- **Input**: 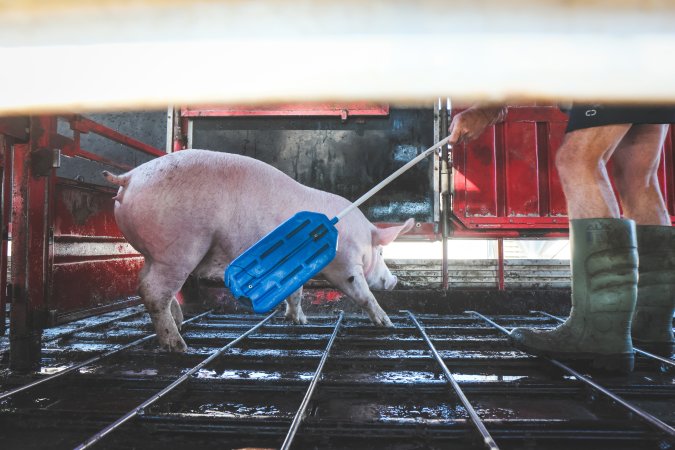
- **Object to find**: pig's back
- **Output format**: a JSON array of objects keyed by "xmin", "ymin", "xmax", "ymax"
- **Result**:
[{"xmin": 115, "ymin": 149, "xmax": 356, "ymax": 261}]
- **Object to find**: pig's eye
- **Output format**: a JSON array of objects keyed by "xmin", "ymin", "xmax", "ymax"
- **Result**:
[{"xmin": 379, "ymin": 249, "xmax": 383, "ymax": 256}]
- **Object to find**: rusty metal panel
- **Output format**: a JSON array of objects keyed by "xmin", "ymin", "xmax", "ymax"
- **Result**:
[{"xmin": 49, "ymin": 179, "xmax": 143, "ymax": 325}]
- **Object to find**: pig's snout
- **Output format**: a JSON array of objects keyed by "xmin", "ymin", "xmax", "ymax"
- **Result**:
[{"xmin": 384, "ymin": 275, "xmax": 398, "ymax": 291}]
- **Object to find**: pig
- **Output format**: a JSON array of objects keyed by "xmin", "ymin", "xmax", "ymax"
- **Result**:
[{"xmin": 103, "ymin": 149, "xmax": 414, "ymax": 352}]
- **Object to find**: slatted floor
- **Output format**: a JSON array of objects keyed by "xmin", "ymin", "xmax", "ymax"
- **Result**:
[{"xmin": 0, "ymin": 306, "xmax": 674, "ymax": 449}]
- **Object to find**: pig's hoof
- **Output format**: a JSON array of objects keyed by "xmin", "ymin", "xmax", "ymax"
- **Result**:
[
  {"xmin": 159, "ymin": 336, "xmax": 188, "ymax": 353},
  {"xmin": 285, "ymin": 311, "xmax": 308, "ymax": 325},
  {"xmin": 369, "ymin": 310, "xmax": 394, "ymax": 327}
]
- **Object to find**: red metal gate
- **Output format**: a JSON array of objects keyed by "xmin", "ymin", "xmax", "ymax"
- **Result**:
[{"xmin": 1, "ymin": 115, "xmax": 164, "ymax": 369}]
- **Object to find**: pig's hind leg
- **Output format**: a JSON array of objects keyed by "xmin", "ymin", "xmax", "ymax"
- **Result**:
[
  {"xmin": 284, "ymin": 288, "xmax": 307, "ymax": 325},
  {"xmin": 329, "ymin": 272, "xmax": 393, "ymax": 327},
  {"xmin": 139, "ymin": 262, "xmax": 191, "ymax": 352}
]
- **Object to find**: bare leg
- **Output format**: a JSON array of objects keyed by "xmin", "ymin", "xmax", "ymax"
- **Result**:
[
  {"xmin": 611, "ymin": 124, "xmax": 670, "ymax": 225},
  {"xmin": 555, "ymin": 124, "xmax": 631, "ymax": 218},
  {"xmin": 284, "ymin": 287, "xmax": 307, "ymax": 325}
]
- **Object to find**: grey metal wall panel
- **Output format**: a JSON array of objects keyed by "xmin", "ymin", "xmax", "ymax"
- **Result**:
[{"xmin": 190, "ymin": 108, "xmax": 434, "ymax": 223}]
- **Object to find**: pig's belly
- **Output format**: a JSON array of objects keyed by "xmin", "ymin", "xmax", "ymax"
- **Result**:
[{"xmin": 191, "ymin": 245, "xmax": 233, "ymax": 282}]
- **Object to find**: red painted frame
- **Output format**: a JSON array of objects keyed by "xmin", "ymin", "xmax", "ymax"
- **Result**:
[{"xmin": 0, "ymin": 115, "xmax": 165, "ymax": 350}]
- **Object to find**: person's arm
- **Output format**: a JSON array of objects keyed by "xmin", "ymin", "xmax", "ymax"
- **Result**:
[{"xmin": 447, "ymin": 105, "xmax": 507, "ymax": 145}]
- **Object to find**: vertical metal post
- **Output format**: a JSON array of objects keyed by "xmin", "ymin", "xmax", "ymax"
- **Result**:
[
  {"xmin": 9, "ymin": 117, "xmax": 56, "ymax": 371},
  {"xmin": 0, "ymin": 135, "xmax": 9, "ymax": 336},
  {"xmin": 165, "ymin": 106, "xmax": 175, "ymax": 154},
  {"xmin": 440, "ymin": 99, "xmax": 450, "ymax": 290},
  {"xmin": 497, "ymin": 238, "xmax": 505, "ymax": 291}
]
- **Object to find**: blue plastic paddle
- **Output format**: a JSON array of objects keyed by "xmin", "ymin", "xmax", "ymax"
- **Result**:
[{"xmin": 225, "ymin": 137, "xmax": 451, "ymax": 313}]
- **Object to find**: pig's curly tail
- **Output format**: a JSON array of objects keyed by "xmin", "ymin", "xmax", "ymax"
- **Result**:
[
  {"xmin": 102, "ymin": 170, "xmax": 130, "ymax": 202},
  {"xmin": 102, "ymin": 170, "xmax": 130, "ymax": 187}
]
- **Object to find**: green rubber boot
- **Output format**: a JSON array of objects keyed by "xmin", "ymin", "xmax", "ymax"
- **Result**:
[
  {"xmin": 631, "ymin": 225, "xmax": 675, "ymax": 356},
  {"xmin": 510, "ymin": 218, "xmax": 638, "ymax": 373}
]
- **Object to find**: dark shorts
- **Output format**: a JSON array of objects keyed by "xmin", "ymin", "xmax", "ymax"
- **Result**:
[{"xmin": 564, "ymin": 105, "xmax": 675, "ymax": 133}]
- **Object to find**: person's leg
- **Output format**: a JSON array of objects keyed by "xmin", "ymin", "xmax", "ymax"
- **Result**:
[
  {"xmin": 555, "ymin": 124, "xmax": 631, "ymax": 219},
  {"xmin": 612, "ymin": 124, "xmax": 670, "ymax": 225},
  {"xmin": 510, "ymin": 124, "xmax": 639, "ymax": 372},
  {"xmin": 612, "ymin": 125, "xmax": 674, "ymax": 354}
]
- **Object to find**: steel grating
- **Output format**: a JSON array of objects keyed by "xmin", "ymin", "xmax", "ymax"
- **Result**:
[{"xmin": 0, "ymin": 306, "xmax": 673, "ymax": 450}]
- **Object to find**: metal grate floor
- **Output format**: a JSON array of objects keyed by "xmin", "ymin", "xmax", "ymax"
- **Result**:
[{"xmin": 0, "ymin": 307, "xmax": 674, "ymax": 450}]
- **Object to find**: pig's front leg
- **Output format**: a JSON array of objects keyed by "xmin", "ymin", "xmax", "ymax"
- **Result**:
[
  {"xmin": 284, "ymin": 288, "xmax": 307, "ymax": 325},
  {"xmin": 170, "ymin": 296, "xmax": 184, "ymax": 331},
  {"xmin": 329, "ymin": 271, "xmax": 393, "ymax": 327}
]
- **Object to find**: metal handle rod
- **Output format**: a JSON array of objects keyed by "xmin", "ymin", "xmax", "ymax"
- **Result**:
[
  {"xmin": 335, "ymin": 136, "xmax": 451, "ymax": 221},
  {"xmin": 74, "ymin": 310, "xmax": 278, "ymax": 450},
  {"xmin": 531, "ymin": 310, "xmax": 675, "ymax": 368},
  {"xmin": 406, "ymin": 311, "xmax": 500, "ymax": 450},
  {"xmin": 0, "ymin": 310, "xmax": 212, "ymax": 401},
  {"xmin": 467, "ymin": 310, "xmax": 675, "ymax": 439},
  {"xmin": 280, "ymin": 311, "xmax": 344, "ymax": 450}
]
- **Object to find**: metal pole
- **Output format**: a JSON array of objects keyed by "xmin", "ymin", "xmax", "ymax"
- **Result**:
[
  {"xmin": 406, "ymin": 311, "xmax": 499, "ymax": 450},
  {"xmin": 74, "ymin": 310, "xmax": 278, "ymax": 450},
  {"xmin": 497, "ymin": 238, "xmax": 505, "ymax": 291},
  {"xmin": 531, "ymin": 310, "xmax": 675, "ymax": 368},
  {"xmin": 440, "ymin": 100, "xmax": 450, "ymax": 291},
  {"xmin": 0, "ymin": 310, "xmax": 212, "ymax": 401},
  {"xmin": 467, "ymin": 310, "xmax": 675, "ymax": 440},
  {"xmin": 280, "ymin": 312, "xmax": 344, "ymax": 450}
]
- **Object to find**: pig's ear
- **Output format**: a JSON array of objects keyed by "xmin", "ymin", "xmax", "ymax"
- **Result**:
[{"xmin": 372, "ymin": 218, "xmax": 415, "ymax": 246}]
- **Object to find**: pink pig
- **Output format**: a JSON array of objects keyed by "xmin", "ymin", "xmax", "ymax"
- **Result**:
[{"xmin": 104, "ymin": 149, "xmax": 413, "ymax": 352}]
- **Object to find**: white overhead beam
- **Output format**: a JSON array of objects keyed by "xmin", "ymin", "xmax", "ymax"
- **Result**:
[{"xmin": 1, "ymin": 0, "xmax": 675, "ymax": 114}]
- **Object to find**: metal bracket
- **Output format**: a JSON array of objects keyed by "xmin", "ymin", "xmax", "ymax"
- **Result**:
[{"xmin": 31, "ymin": 148, "xmax": 61, "ymax": 177}]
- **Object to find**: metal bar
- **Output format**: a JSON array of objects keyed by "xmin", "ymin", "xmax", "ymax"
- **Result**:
[
  {"xmin": 50, "ymin": 133, "xmax": 134, "ymax": 172},
  {"xmin": 280, "ymin": 312, "xmax": 344, "ymax": 450},
  {"xmin": 0, "ymin": 310, "xmax": 212, "ymax": 401},
  {"xmin": 45, "ymin": 306, "xmax": 144, "ymax": 343},
  {"xmin": 64, "ymin": 115, "xmax": 166, "ymax": 158},
  {"xmin": 440, "ymin": 103, "xmax": 450, "ymax": 291},
  {"xmin": 406, "ymin": 311, "xmax": 499, "ymax": 450},
  {"xmin": 0, "ymin": 305, "xmax": 144, "ymax": 358},
  {"xmin": 74, "ymin": 310, "xmax": 278, "ymax": 450},
  {"xmin": 467, "ymin": 310, "xmax": 675, "ymax": 440},
  {"xmin": 0, "ymin": 135, "xmax": 10, "ymax": 337},
  {"xmin": 497, "ymin": 239, "xmax": 505, "ymax": 291},
  {"xmin": 531, "ymin": 310, "xmax": 675, "ymax": 368}
]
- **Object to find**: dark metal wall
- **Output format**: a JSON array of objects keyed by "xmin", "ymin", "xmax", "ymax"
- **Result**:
[{"xmin": 191, "ymin": 108, "xmax": 435, "ymax": 223}]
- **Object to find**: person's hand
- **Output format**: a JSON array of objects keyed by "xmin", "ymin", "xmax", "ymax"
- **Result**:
[{"xmin": 448, "ymin": 106, "xmax": 506, "ymax": 145}]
